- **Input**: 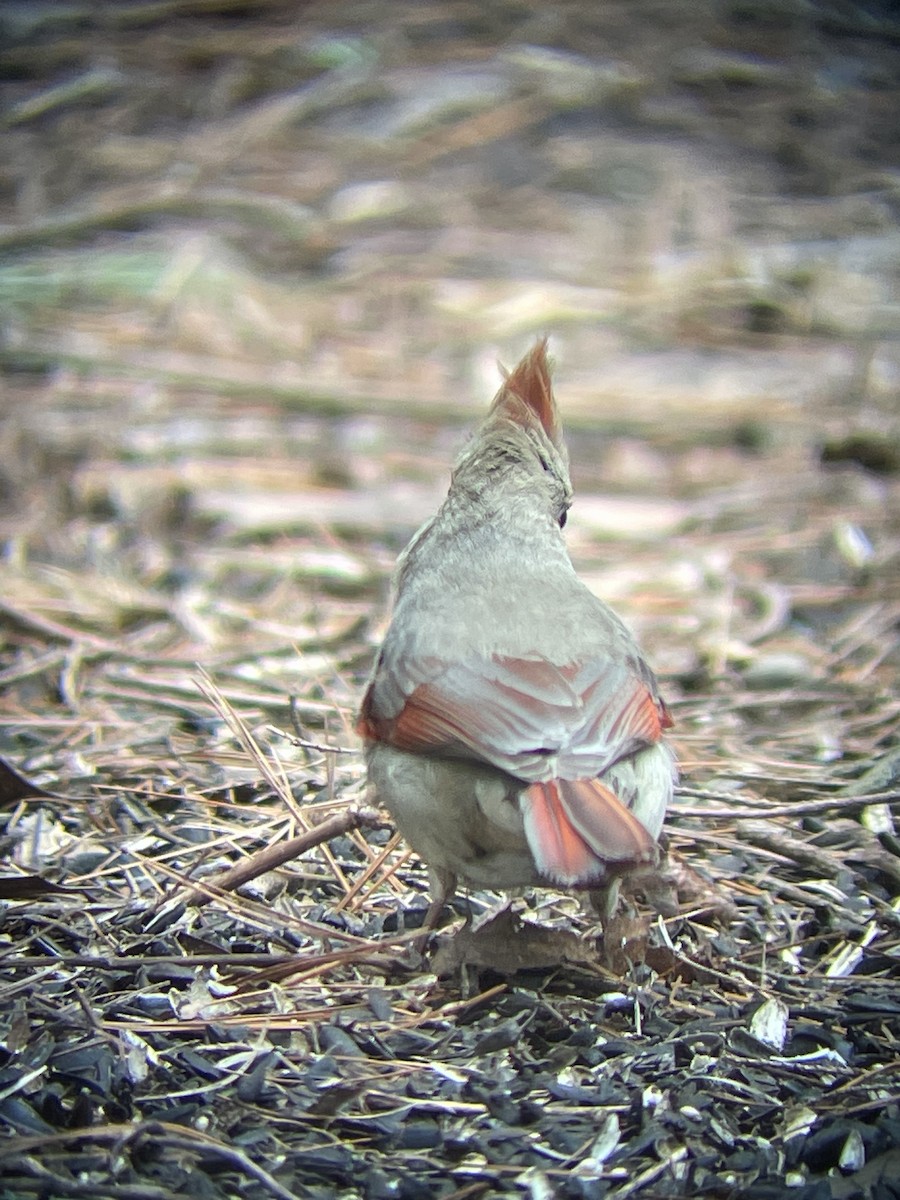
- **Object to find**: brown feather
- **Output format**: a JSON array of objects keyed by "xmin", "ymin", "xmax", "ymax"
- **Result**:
[
  {"xmin": 493, "ymin": 338, "xmax": 561, "ymax": 446},
  {"xmin": 523, "ymin": 777, "xmax": 656, "ymax": 884}
]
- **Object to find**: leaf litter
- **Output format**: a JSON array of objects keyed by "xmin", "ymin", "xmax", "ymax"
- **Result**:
[{"xmin": 1, "ymin": 2, "xmax": 899, "ymax": 1198}]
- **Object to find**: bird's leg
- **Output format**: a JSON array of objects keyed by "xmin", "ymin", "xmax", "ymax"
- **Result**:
[
  {"xmin": 413, "ymin": 866, "xmax": 457, "ymax": 952},
  {"xmin": 588, "ymin": 877, "xmax": 622, "ymax": 926},
  {"xmin": 426, "ymin": 866, "xmax": 457, "ymax": 928}
]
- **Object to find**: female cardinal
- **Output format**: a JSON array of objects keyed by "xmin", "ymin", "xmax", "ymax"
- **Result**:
[{"xmin": 357, "ymin": 340, "xmax": 675, "ymax": 927}]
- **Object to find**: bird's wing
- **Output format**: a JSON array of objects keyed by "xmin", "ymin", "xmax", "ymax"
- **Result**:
[
  {"xmin": 358, "ymin": 652, "xmax": 672, "ymax": 882},
  {"xmin": 360, "ymin": 652, "xmax": 668, "ymax": 773}
]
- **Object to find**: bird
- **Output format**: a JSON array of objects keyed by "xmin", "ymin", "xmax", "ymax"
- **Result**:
[{"xmin": 357, "ymin": 339, "xmax": 676, "ymax": 932}]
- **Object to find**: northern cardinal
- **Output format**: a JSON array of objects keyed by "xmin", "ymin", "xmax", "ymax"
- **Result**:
[{"xmin": 358, "ymin": 340, "xmax": 675, "ymax": 928}]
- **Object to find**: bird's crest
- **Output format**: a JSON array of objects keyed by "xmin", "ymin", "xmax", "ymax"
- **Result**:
[{"xmin": 492, "ymin": 338, "xmax": 562, "ymax": 447}]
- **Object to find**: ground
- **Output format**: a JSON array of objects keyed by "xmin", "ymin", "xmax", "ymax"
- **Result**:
[{"xmin": 0, "ymin": 3, "xmax": 899, "ymax": 1198}]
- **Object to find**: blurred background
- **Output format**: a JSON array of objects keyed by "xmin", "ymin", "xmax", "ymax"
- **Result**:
[
  {"xmin": 0, "ymin": 0, "xmax": 897, "ymax": 790},
  {"xmin": 2, "ymin": 7, "xmax": 900, "ymax": 1190}
]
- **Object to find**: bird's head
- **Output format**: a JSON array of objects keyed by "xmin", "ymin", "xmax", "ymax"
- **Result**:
[{"xmin": 451, "ymin": 339, "xmax": 573, "ymax": 529}]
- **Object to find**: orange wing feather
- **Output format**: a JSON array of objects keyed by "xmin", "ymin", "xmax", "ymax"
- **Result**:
[{"xmin": 358, "ymin": 652, "xmax": 669, "ymax": 883}]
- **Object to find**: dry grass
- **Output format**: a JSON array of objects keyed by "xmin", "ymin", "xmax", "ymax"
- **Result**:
[{"xmin": 1, "ymin": 2, "xmax": 899, "ymax": 1196}]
